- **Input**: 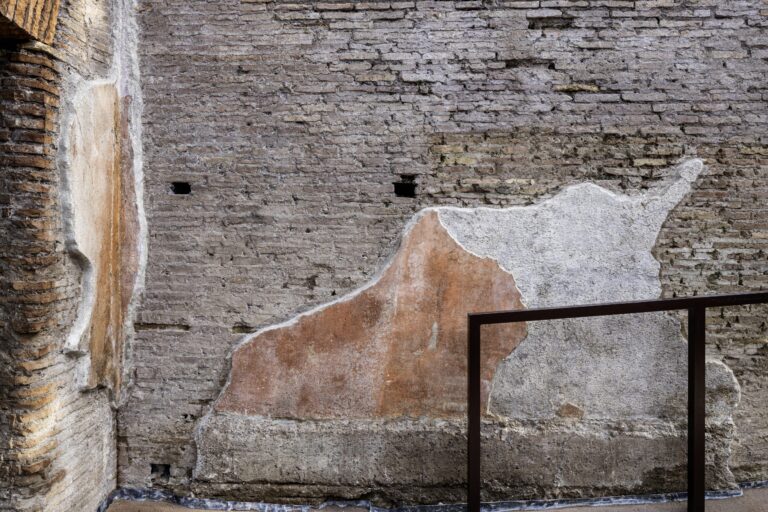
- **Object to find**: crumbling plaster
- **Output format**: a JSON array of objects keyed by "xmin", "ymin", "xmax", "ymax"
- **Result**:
[
  {"xmin": 118, "ymin": 0, "xmax": 768, "ymax": 504},
  {"xmin": 0, "ymin": 0, "xmax": 145, "ymax": 510},
  {"xmin": 195, "ymin": 160, "xmax": 741, "ymax": 503},
  {"xmin": 57, "ymin": 0, "xmax": 145, "ymax": 400}
]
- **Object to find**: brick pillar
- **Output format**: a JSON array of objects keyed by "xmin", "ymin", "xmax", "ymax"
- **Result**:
[{"xmin": 0, "ymin": 42, "xmax": 73, "ymax": 511}]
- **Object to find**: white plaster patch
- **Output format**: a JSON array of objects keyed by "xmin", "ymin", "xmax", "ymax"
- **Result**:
[
  {"xmin": 60, "ymin": 81, "xmax": 120, "ymax": 363},
  {"xmin": 440, "ymin": 160, "xmax": 703, "ymax": 307},
  {"xmin": 428, "ymin": 322, "xmax": 439, "ymax": 351},
  {"xmin": 197, "ymin": 159, "xmax": 741, "ymax": 491},
  {"xmin": 58, "ymin": 0, "xmax": 146, "ymax": 398},
  {"xmin": 438, "ymin": 159, "xmax": 737, "ymax": 423}
]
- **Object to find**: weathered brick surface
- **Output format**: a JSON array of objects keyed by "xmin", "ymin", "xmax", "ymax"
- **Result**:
[
  {"xmin": 0, "ymin": 1, "xmax": 119, "ymax": 510},
  {"xmin": 0, "ymin": 44, "xmax": 113, "ymax": 512},
  {"xmin": 118, "ymin": 0, "xmax": 768, "ymax": 502},
  {"xmin": 0, "ymin": 1, "xmax": 61, "ymax": 44},
  {"xmin": 0, "ymin": 45, "xmax": 67, "ymax": 511},
  {"xmin": 656, "ymin": 150, "xmax": 768, "ymax": 480}
]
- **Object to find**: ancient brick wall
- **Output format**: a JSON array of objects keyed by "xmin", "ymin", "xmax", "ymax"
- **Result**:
[
  {"xmin": 118, "ymin": 0, "xmax": 768, "ymax": 504},
  {"xmin": 0, "ymin": 0, "xmax": 140, "ymax": 510},
  {"xmin": 0, "ymin": 0, "xmax": 60, "ymax": 44},
  {"xmin": 0, "ymin": 42, "xmax": 69, "ymax": 512}
]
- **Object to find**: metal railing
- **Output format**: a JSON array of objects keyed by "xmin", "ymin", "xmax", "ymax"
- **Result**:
[{"xmin": 467, "ymin": 291, "xmax": 768, "ymax": 512}]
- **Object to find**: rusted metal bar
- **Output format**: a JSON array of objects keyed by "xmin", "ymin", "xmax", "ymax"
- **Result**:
[{"xmin": 467, "ymin": 291, "xmax": 768, "ymax": 512}]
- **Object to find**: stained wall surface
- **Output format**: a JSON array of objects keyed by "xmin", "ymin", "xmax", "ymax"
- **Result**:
[
  {"xmin": 215, "ymin": 211, "xmax": 527, "ymax": 420},
  {"xmin": 63, "ymin": 79, "xmax": 140, "ymax": 395},
  {"xmin": 195, "ymin": 161, "xmax": 744, "ymax": 502},
  {"xmin": 0, "ymin": 0, "xmax": 141, "ymax": 510},
  {"xmin": 118, "ymin": 0, "xmax": 768, "ymax": 504}
]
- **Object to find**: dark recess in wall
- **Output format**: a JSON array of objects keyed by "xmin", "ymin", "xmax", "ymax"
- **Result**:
[
  {"xmin": 170, "ymin": 182, "xmax": 191, "ymax": 195},
  {"xmin": 528, "ymin": 17, "xmax": 575, "ymax": 30},
  {"xmin": 394, "ymin": 175, "xmax": 417, "ymax": 198},
  {"xmin": 150, "ymin": 463, "xmax": 171, "ymax": 482}
]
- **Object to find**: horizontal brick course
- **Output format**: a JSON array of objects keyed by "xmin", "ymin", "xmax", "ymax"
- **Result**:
[
  {"xmin": 1, "ymin": 1, "xmax": 119, "ymax": 511},
  {"xmin": 116, "ymin": 0, "xmax": 768, "ymax": 502}
]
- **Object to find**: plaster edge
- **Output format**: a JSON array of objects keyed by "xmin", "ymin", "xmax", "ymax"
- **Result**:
[
  {"xmin": 113, "ymin": 0, "xmax": 148, "ymax": 407},
  {"xmin": 192, "ymin": 208, "xmax": 515, "ymax": 478},
  {"xmin": 192, "ymin": 159, "xmax": 710, "ymax": 480},
  {"xmin": 56, "ymin": 0, "xmax": 146, "ymax": 399}
]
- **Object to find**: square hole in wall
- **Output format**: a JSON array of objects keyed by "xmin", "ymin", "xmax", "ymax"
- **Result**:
[
  {"xmin": 170, "ymin": 182, "xmax": 191, "ymax": 195},
  {"xmin": 393, "ymin": 175, "xmax": 417, "ymax": 198},
  {"xmin": 150, "ymin": 463, "xmax": 171, "ymax": 481}
]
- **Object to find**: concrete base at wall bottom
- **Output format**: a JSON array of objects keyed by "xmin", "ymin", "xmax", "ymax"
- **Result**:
[
  {"xmin": 193, "ymin": 414, "xmax": 737, "ymax": 503},
  {"xmin": 106, "ymin": 487, "xmax": 768, "ymax": 512}
]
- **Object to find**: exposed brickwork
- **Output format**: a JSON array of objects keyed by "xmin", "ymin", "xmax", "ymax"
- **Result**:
[
  {"xmin": 0, "ymin": 43, "xmax": 70, "ymax": 511},
  {"xmin": 120, "ymin": 0, "xmax": 768, "ymax": 502},
  {"xmin": 655, "ymin": 146, "xmax": 768, "ymax": 481},
  {"xmin": 0, "ymin": 1, "xmax": 60, "ymax": 44},
  {"xmin": 54, "ymin": 0, "xmax": 113, "ymax": 78},
  {"xmin": 0, "ymin": 0, "xmax": 120, "ymax": 510}
]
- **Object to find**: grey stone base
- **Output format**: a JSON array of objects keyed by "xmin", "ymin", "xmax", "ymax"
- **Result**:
[{"xmin": 194, "ymin": 415, "xmax": 737, "ymax": 505}]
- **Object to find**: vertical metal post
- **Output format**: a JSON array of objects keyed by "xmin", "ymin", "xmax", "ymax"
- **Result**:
[
  {"xmin": 468, "ymin": 317, "xmax": 481, "ymax": 512},
  {"xmin": 688, "ymin": 307, "xmax": 706, "ymax": 512},
  {"xmin": 463, "ymin": 294, "xmax": 768, "ymax": 511}
]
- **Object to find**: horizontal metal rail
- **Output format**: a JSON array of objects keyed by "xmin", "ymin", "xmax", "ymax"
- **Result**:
[{"xmin": 467, "ymin": 291, "xmax": 768, "ymax": 512}]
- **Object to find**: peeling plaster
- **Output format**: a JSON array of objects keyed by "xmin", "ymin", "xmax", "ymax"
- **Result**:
[
  {"xmin": 195, "ymin": 159, "xmax": 740, "ymax": 494},
  {"xmin": 213, "ymin": 211, "xmax": 526, "ymax": 419},
  {"xmin": 58, "ymin": 0, "xmax": 146, "ymax": 399},
  {"xmin": 113, "ymin": 0, "xmax": 148, "ymax": 405}
]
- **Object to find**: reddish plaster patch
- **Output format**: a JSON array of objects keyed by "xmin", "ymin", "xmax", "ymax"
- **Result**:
[{"xmin": 217, "ymin": 212, "xmax": 526, "ymax": 419}]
